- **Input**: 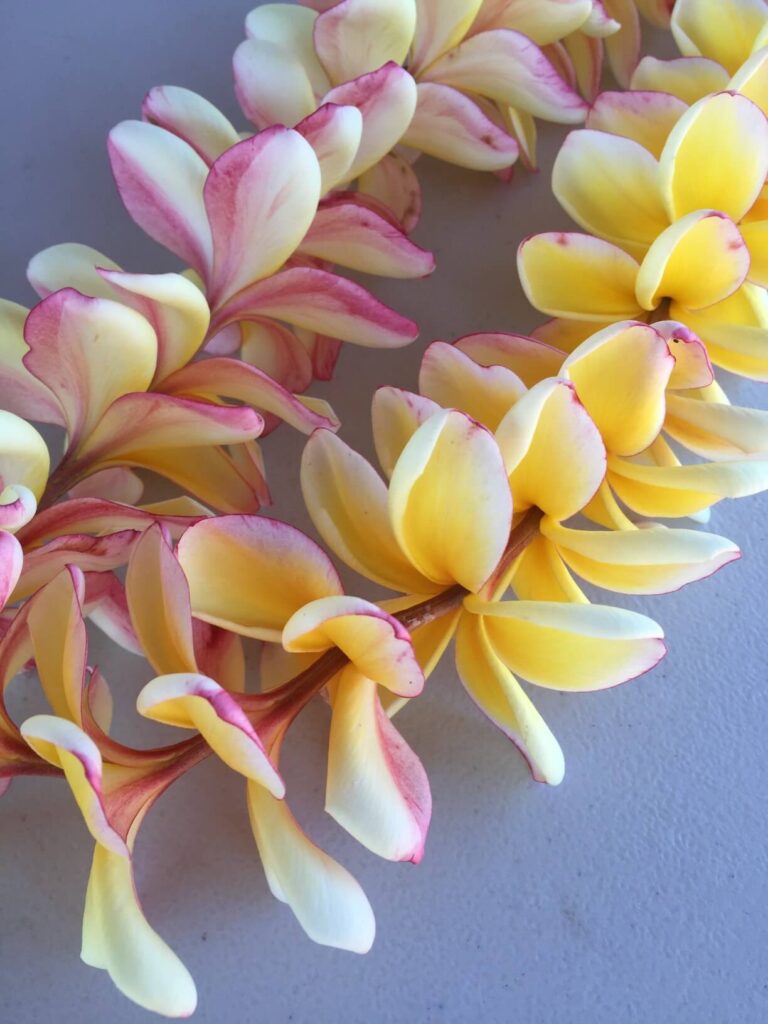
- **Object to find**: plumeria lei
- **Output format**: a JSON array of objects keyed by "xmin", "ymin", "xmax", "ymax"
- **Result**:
[{"xmin": 2, "ymin": 0, "xmax": 767, "ymax": 1016}]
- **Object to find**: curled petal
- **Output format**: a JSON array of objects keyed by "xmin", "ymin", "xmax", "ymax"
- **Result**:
[
  {"xmin": 561, "ymin": 322, "xmax": 674, "ymax": 456},
  {"xmin": 108, "ymin": 121, "xmax": 213, "ymax": 277},
  {"xmin": 455, "ymin": 614, "xmax": 564, "ymax": 785},
  {"xmin": 635, "ymin": 211, "xmax": 749, "ymax": 312},
  {"xmin": 27, "ymin": 242, "xmax": 121, "ymax": 300},
  {"xmin": 299, "ymin": 197, "xmax": 435, "ymax": 277},
  {"xmin": 137, "ymin": 674, "xmax": 284, "ymax": 797},
  {"xmin": 0, "ymin": 484, "xmax": 37, "ymax": 533},
  {"xmin": 518, "ymin": 233, "xmax": 641, "ymax": 321},
  {"xmin": 419, "ymin": 341, "xmax": 525, "ymax": 430},
  {"xmin": 659, "ymin": 92, "xmax": 768, "ymax": 223},
  {"xmin": 672, "ymin": 284, "xmax": 768, "ymax": 380},
  {"xmin": 496, "ymin": 379, "xmax": 606, "ymax": 520},
  {"xmin": 465, "ymin": 597, "xmax": 666, "ymax": 691},
  {"xmin": 296, "ymin": 103, "xmax": 363, "ymax": 192},
  {"xmin": 213, "ymin": 266, "xmax": 418, "ymax": 348},
  {"xmin": 12, "ymin": 532, "xmax": 136, "ymax": 603},
  {"xmin": 313, "ymin": 0, "xmax": 416, "ymax": 84},
  {"xmin": 177, "ymin": 515, "xmax": 342, "ymax": 640},
  {"xmin": 654, "ymin": 321, "xmax": 714, "ymax": 389},
  {"xmin": 247, "ymin": 782, "xmax": 375, "ymax": 953},
  {"xmin": 454, "ymin": 331, "xmax": 564, "ymax": 385},
  {"xmin": 402, "ymin": 83, "xmax": 519, "ymax": 171},
  {"xmin": 241, "ymin": 320, "xmax": 314, "ymax": 393},
  {"xmin": 23, "ymin": 290, "xmax": 157, "ymax": 452},
  {"xmin": 324, "ymin": 63, "xmax": 418, "ymax": 179},
  {"xmin": 389, "ymin": 409, "xmax": 512, "ymax": 592},
  {"xmin": 542, "ymin": 518, "xmax": 740, "ymax": 594},
  {"xmin": 142, "ymin": 85, "xmax": 240, "ymax": 164},
  {"xmin": 301, "ymin": 429, "xmax": 435, "ymax": 592},
  {"xmin": 422, "ymin": 29, "xmax": 588, "ymax": 123},
  {"xmin": 665, "ymin": 393, "xmax": 768, "ymax": 459},
  {"xmin": 327, "ymin": 666, "xmax": 431, "ymax": 860},
  {"xmin": 283, "ymin": 595, "xmax": 424, "ymax": 697},
  {"xmin": 371, "ymin": 386, "xmax": 442, "ymax": 478}
]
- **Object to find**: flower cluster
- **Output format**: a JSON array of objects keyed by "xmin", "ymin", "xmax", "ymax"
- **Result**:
[{"xmin": 2, "ymin": 0, "xmax": 766, "ymax": 1017}]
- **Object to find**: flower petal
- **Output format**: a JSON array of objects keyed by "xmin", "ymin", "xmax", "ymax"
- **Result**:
[
  {"xmin": 295, "ymin": 103, "xmax": 363, "ymax": 192},
  {"xmin": 283, "ymin": 595, "xmax": 424, "ymax": 697},
  {"xmin": 27, "ymin": 242, "xmax": 121, "ymax": 300},
  {"xmin": 672, "ymin": 284, "xmax": 768, "ymax": 380},
  {"xmin": 553, "ymin": 129, "xmax": 668, "ymax": 255},
  {"xmin": 233, "ymin": 37, "xmax": 319, "ymax": 128},
  {"xmin": 0, "ymin": 410, "xmax": 50, "ymax": 502},
  {"xmin": 561, "ymin": 322, "xmax": 674, "ymax": 455},
  {"xmin": 245, "ymin": 1, "xmax": 331, "ymax": 97},
  {"xmin": 454, "ymin": 331, "xmax": 565, "ymax": 385},
  {"xmin": 665, "ymin": 391, "xmax": 768, "ymax": 458},
  {"xmin": 455, "ymin": 613, "xmax": 565, "ymax": 784},
  {"xmin": 508, "ymin": 534, "xmax": 588, "ymax": 603},
  {"xmin": 418, "ymin": 341, "xmax": 526, "ymax": 430},
  {"xmin": 213, "ymin": 266, "xmax": 418, "ymax": 348},
  {"xmin": 586, "ymin": 90, "xmax": 688, "ymax": 159},
  {"xmin": 517, "ymin": 233, "xmax": 642, "ymax": 321},
  {"xmin": 0, "ymin": 298, "xmax": 62, "ymax": 425},
  {"xmin": 0, "ymin": 532, "xmax": 22, "ymax": 612},
  {"xmin": 301, "ymin": 428, "xmax": 434, "ymax": 592},
  {"xmin": 635, "ymin": 211, "xmax": 749, "ymax": 312},
  {"xmin": 542, "ymin": 517, "xmax": 740, "ymax": 594},
  {"xmin": 204, "ymin": 128, "xmax": 322, "ymax": 307},
  {"xmin": 125, "ymin": 525, "xmax": 197, "ymax": 676},
  {"xmin": 473, "ymin": 0, "xmax": 592, "ymax": 45},
  {"xmin": 402, "ymin": 83, "xmax": 519, "ymax": 170},
  {"xmin": 313, "ymin": 0, "xmax": 416, "ymax": 84},
  {"xmin": 465, "ymin": 596, "xmax": 666, "ymax": 691},
  {"xmin": 327, "ymin": 666, "xmax": 431, "ymax": 860},
  {"xmin": 298, "ymin": 197, "xmax": 435, "ymax": 277},
  {"xmin": 411, "ymin": 0, "xmax": 484, "ymax": 70},
  {"xmin": 371, "ymin": 386, "xmax": 442, "ymax": 478},
  {"xmin": 23, "ymin": 289, "xmax": 157, "ymax": 452},
  {"xmin": 323, "ymin": 63, "xmax": 418, "ymax": 179},
  {"xmin": 729, "ymin": 45, "xmax": 768, "ymax": 117},
  {"xmin": 247, "ymin": 782, "xmax": 375, "ymax": 953},
  {"xmin": 422, "ymin": 29, "xmax": 588, "ymax": 122},
  {"xmin": 630, "ymin": 55, "xmax": 729, "ymax": 103},
  {"xmin": 659, "ymin": 92, "xmax": 768, "ymax": 223},
  {"xmin": 108, "ymin": 121, "xmax": 213, "ymax": 277},
  {"xmin": 654, "ymin": 320, "xmax": 714, "ymax": 389},
  {"xmin": 137, "ymin": 673, "xmax": 284, "ymax": 796},
  {"xmin": 495, "ymin": 379, "xmax": 606, "ymax": 520},
  {"xmin": 388, "ymin": 409, "xmax": 512, "ymax": 591},
  {"xmin": 671, "ymin": 0, "xmax": 767, "ymax": 74},
  {"xmin": 142, "ymin": 85, "xmax": 240, "ymax": 164},
  {"xmin": 358, "ymin": 151, "xmax": 422, "ymax": 231},
  {"xmin": 177, "ymin": 515, "xmax": 342, "ymax": 640}
]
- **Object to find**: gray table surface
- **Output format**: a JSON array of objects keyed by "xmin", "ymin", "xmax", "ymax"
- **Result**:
[{"xmin": 1, "ymin": 3, "xmax": 766, "ymax": 1022}]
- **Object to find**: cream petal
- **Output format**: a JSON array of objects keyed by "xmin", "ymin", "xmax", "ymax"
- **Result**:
[{"xmin": 142, "ymin": 85, "xmax": 240, "ymax": 164}]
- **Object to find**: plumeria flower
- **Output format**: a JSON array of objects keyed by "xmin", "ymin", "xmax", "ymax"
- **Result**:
[
  {"xmin": 236, "ymin": 0, "xmax": 590, "ymax": 192},
  {"xmin": 428, "ymin": 323, "xmax": 768, "ymax": 522},
  {"xmin": 108, "ymin": 118, "xmax": 425, "ymax": 386},
  {"xmin": 150, "ymin": 514, "xmax": 431, "ymax": 927},
  {"xmin": 301, "ymin": 403, "xmax": 670, "ymax": 784},
  {"xmin": 518, "ymin": 90, "xmax": 768, "ymax": 381},
  {"xmin": 2, "ymin": 566, "xmax": 207, "ymax": 1015}
]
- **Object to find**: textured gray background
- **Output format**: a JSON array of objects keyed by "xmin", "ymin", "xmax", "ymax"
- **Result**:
[{"xmin": 1, "ymin": 3, "xmax": 766, "ymax": 1022}]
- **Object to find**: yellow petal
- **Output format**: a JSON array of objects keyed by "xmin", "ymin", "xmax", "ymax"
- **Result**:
[
  {"xmin": 665, "ymin": 391, "xmax": 768, "ymax": 458},
  {"xmin": 301, "ymin": 429, "xmax": 435, "ymax": 593},
  {"xmin": 371, "ymin": 386, "xmax": 442, "ymax": 478},
  {"xmin": 418, "ymin": 341, "xmax": 525, "ymax": 430},
  {"xmin": 0, "ymin": 410, "xmax": 50, "ymax": 501},
  {"xmin": 739, "ymin": 219, "xmax": 768, "ymax": 287},
  {"xmin": 542, "ymin": 517, "xmax": 740, "ymax": 594},
  {"xmin": 177, "ymin": 515, "xmax": 342, "ymax": 640},
  {"xmin": 495, "ymin": 379, "xmax": 606, "ymax": 520},
  {"xmin": 465, "ymin": 596, "xmax": 666, "ymax": 691},
  {"xmin": 327, "ymin": 666, "xmax": 430, "ymax": 859},
  {"xmin": 454, "ymin": 331, "xmax": 565, "ymax": 385},
  {"xmin": 314, "ymin": 0, "xmax": 416, "ymax": 83},
  {"xmin": 283, "ymin": 595, "xmax": 424, "ymax": 697},
  {"xmin": 671, "ymin": 0, "xmax": 767, "ymax": 73},
  {"xmin": 635, "ymin": 211, "xmax": 749, "ymax": 312},
  {"xmin": 562, "ymin": 322, "xmax": 673, "ymax": 455},
  {"xmin": 659, "ymin": 92, "xmax": 768, "ymax": 222},
  {"xmin": 671, "ymin": 285, "xmax": 768, "ymax": 380},
  {"xmin": 518, "ymin": 233, "xmax": 642, "ymax": 321},
  {"xmin": 586, "ymin": 90, "xmax": 688, "ymax": 160},
  {"xmin": 454, "ymin": 613, "xmax": 565, "ymax": 784},
  {"xmin": 247, "ymin": 782, "xmax": 375, "ymax": 952},
  {"xmin": 388, "ymin": 410, "xmax": 512, "ymax": 591},
  {"xmin": 553, "ymin": 129, "xmax": 668, "ymax": 255},
  {"xmin": 729, "ymin": 45, "xmax": 768, "ymax": 117},
  {"xmin": 630, "ymin": 55, "xmax": 730, "ymax": 103},
  {"xmin": 507, "ymin": 534, "xmax": 588, "ymax": 604}
]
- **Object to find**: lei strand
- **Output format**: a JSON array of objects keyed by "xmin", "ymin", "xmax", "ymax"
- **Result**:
[{"xmin": 2, "ymin": 0, "xmax": 767, "ymax": 1016}]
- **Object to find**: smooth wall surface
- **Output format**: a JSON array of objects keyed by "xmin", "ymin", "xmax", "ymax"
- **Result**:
[{"xmin": 1, "ymin": 4, "xmax": 766, "ymax": 1022}]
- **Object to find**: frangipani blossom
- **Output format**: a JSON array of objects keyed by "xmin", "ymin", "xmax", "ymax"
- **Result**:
[
  {"xmin": 519, "ymin": 88, "xmax": 768, "ymax": 381},
  {"xmin": 301, "ymin": 405, "xmax": 670, "ymax": 783},
  {"xmin": 236, "ymin": 0, "xmax": 591, "ymax": 191},
  {"xmin": 108, "ymin": 117, "xmax": 424, "ymax": 386}
]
